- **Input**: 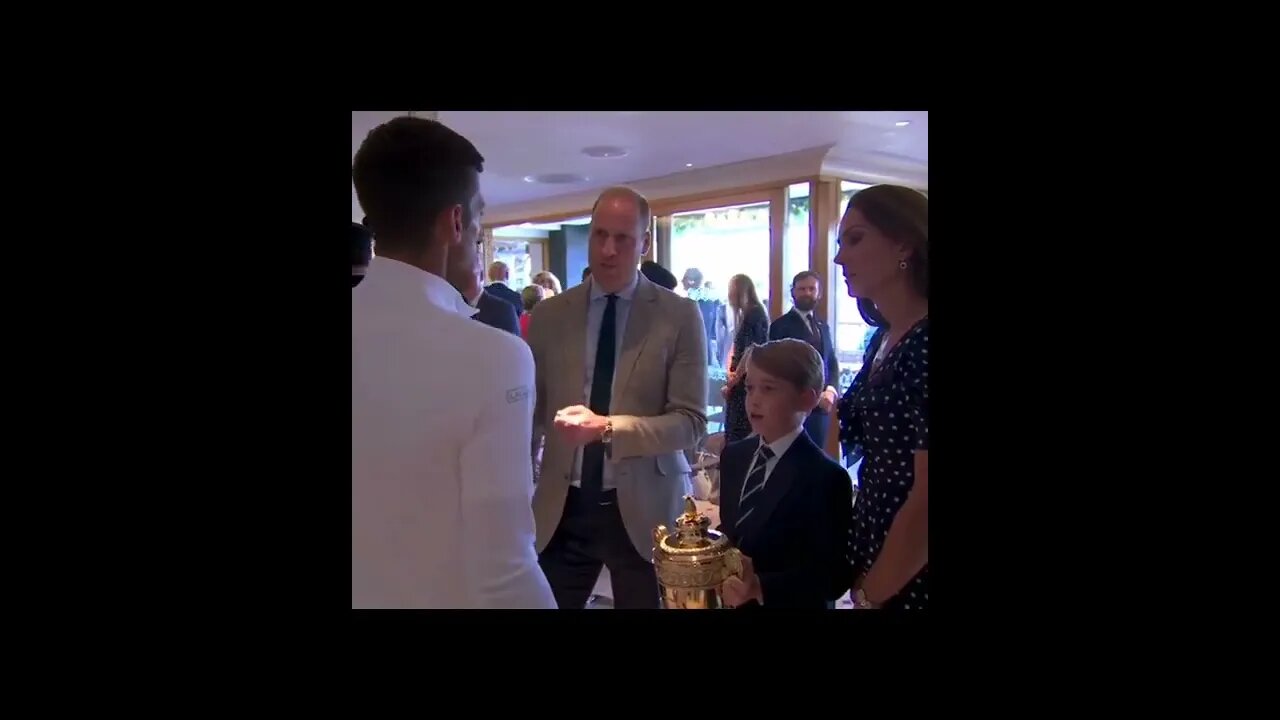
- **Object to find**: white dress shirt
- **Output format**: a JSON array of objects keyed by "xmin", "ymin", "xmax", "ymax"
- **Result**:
[
  {"xmin": 352, "ymin": 257, "xmax": 555, "ymax": 609},
  {"xmin": 570, "ymin": 273, "xmax": 639, "ymax": 490}
]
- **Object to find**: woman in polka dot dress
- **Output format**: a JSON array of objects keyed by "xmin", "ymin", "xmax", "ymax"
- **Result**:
[{"xmin": 833, "ymin": 185, "xmax": 929, "ymax": 610}]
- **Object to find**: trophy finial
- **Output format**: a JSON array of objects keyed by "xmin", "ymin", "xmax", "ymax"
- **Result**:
[{"xmin": 682, "ymin": 495, "xmax": 698, "ymax": 519}]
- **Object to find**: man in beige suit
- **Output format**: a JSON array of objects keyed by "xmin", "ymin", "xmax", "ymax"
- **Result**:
[{"xmin": 527, "ymin": 186, "xmax": 708, "ymax": 609}]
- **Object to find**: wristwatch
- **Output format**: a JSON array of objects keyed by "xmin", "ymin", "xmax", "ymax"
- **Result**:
[{"xmin": 853, "ymin": 587, "xmax": 880, "ymax": 609}]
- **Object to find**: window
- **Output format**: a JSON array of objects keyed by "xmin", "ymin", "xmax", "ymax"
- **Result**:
[
  {"xmin": 667, "ymin": 199, "xmax": 771, "ymax": 434},
  {"xmin": 832, "ymin": 181, "xmax": 874, "ymax": 391},
  {"xmin": 669, "ymin": 200, "xmax": 772, "ymax": 308},
  {"xmin": 490, "ymin": 216, "xmax": 590, "ymax": 292},
  {"xmin": 490, "ymin": 226, "xmax": 547, "ymax": 290},
  {"xmin": 783, "ymin": 182, "xmax": 811, "ymax": 308}
]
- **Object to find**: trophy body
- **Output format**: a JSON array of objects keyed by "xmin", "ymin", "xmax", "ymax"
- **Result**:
[{"xmin": 652, "ymin": 497, "xmax": 741, "ymax": 609}]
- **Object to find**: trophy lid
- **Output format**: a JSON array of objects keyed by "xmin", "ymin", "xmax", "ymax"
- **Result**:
[{"xmin": 654, "ymin": 496, "xmax": 731, "ymax": 556}]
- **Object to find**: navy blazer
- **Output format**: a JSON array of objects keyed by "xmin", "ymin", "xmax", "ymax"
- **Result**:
[
  {"xmin": 485, "ymin": 282, "xmax": 524, "ymax": 317},
  {"xmin": 473, "ymin": 289, "xmax": 521, "ymax": 336},
  {"xmin": 717, "ymin": 430, "xmax": 853, "ymax": 608}
]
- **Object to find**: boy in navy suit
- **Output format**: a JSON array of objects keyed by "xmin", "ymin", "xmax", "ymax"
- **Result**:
[{"xmin": 718, "ymin": 339, "xmax": 853, "ymax": 609}]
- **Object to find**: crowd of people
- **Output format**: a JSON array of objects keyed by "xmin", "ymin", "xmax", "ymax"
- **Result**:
[{"xmin": 351, "ymin": 116, "xmax": 928, "ymax": 609}]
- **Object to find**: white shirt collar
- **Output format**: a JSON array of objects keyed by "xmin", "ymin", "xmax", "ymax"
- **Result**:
[
  {"xmin": 792, "ymin": 306, "xmax": 814, "ymax": 322},
  {"xmin": 758, "ymin": 423, "xmax": 806, "ymax": 459},
  {"xmin": 588, "ymin": 271, "xmax": 639, "ymax": 302},
  {"xmin": 367, "ymin": 257, "xmax": 478, "ymax": 318}
]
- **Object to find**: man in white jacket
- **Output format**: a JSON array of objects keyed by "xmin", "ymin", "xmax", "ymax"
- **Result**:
[{"xmin": 351, "ymin": 116, "xmax": 555, "ymax": 609}]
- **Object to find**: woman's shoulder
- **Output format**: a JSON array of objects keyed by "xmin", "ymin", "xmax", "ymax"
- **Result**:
[
  {"xmin": 904, "ymin": 317, "xmax": 929, "ymax": 343},
  {"xmin": 898, "ymin": 318, "xmax": 930, "ymax": 361}
]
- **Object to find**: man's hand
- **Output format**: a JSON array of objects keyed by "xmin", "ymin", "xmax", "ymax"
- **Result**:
[
  {"xmin": 721, "ymin": 554, "xmax": 762, "ymax": 608},
  {"xmin": 553, "ymin": 405, "xmax": 609, "ymax": 447},
  {"xmin": 818, "ymin": 387, "xmax": 839, "ymax": 415}
]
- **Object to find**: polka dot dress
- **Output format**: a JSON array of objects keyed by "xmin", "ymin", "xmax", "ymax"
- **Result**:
[{"xmin": 838, "ymin": 317, "xmax": 929, "ymax": 609}]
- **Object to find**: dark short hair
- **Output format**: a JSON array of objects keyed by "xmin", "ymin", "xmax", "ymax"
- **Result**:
[
  {"xmin": 352, "ymin": 116, "xmax": 484, "ymax": 249},
  {"xmin": 745, "ymin": 339, "xmax": 824, "ymax": 393},
  {"xmin": 847, "ymin": 185, "xmax": 928, "ymax": 298},
  {"xmin": 640, "ymin": 260, "xmax": 678, "ymax": 291},
  {"xmin": 791, "ymin": 270, "xmax": 821, "ymax": 287}
]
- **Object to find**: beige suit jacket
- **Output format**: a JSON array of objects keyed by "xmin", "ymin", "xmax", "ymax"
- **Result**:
[{"xmin": 528, "ymin": 272, "xmax": 709, "ymax": 557}]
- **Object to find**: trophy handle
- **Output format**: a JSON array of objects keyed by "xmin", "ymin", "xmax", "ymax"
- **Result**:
[
  {"xmin": 724, "ymin": 547, "xmax": 743, "ymax": 578},
  {"xmin": 653, "ymin": 525, "xmax": 668, "ymax": 549}
]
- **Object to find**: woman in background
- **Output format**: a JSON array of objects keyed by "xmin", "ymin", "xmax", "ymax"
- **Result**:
[
  {"xmin": 833, "ymin": 185, "xmax": 929, "ymax": 610},
  {"xmin": 532, "ymin": 270, "xmax": 562, "ymax": 298},
  {"xmin": 519, "ymin": 284, "xmax": 544, "ymax": 340},
  {"xmin": 720, "ymin": 273, "xmax": 769, "ymax": 443}
]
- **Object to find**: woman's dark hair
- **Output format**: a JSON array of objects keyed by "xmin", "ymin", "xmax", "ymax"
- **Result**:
[
  {"xmin": 728, "ymin": 273, "xmax": 762, "ymax": 312},
  {"xmin": 641, "ymin": 261, "xmax": 678, "ymax": 291},
  {"xmin": 847, "ymin": 185, "xmax": 928, "ymax": 299},
  {"xmin": 856, "ymin": 297, "xmax": 886, "ymax": 328}
]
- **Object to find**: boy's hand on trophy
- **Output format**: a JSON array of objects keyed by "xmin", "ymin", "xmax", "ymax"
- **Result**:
[
  {"xmin": 722, "ymin": 576, "xmax": 749, "ymax": 607},
  {"xmin": 722, "ymin": 554, "xmax": 762, "ymax": 607}
]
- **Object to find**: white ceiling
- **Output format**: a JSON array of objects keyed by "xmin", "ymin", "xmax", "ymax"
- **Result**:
[{"xmin": 351, "ymin": 110, "xmax": 927, "ymax": 222}]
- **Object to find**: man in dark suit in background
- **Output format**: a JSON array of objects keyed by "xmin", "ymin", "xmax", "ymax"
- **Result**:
[
  {"xmin": 447, "ymin": 234, "xmax": 520, "ymax": 335},
  {"xmin": 768, "ymin": 270, "xmax": 840, "ymax": 454},
  {"xmin": 485, "ymin": 261, "xmax": 524, "ymax": 316}
]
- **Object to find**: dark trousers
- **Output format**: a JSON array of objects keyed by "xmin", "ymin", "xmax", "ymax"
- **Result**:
[{"xmin": 538, "ymin": 487, "xmax": 660, "ymax": 609}]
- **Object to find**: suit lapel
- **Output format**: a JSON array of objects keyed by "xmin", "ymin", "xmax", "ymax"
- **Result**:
[
  {"xmin": 720, "ymin": 441, "xmax": 750, "ymax": 534},
  {"xmin": 559, "ymin": 285, "xmax": 589, "ymax": 404},
  {"xmin": 612, "ymin": 274, "xmax": 656, "ymax": 401},
  {"xmin": 736, "ymin": 432, "xmax": 817, "ymax": 549}
]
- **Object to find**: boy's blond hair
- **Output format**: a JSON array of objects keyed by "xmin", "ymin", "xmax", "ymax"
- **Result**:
[{"xmin": 744, "ymin": 339, "xmax": 824, "ymax": 393}]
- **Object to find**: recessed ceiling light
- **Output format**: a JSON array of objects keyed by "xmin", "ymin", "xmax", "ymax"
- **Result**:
[
  {"xmin": 896, "ymin": 121, "xmax": 911, "ymax": 127},
  {"xmin": 582, "ymin": 145, "xmax": 628, "ymax": 159},
  {"xmin": 523, "ymin": 173, "xmax": 590, "ymax": 184},
  {"xmin": 685, "ymin": 163, "xmax": 694, "ymax": 167}
]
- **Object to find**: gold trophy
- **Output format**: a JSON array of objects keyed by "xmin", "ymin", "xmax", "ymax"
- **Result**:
[{"xmin": 652, "ymin": 496, "xmax": 742, "ymax": 609}]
